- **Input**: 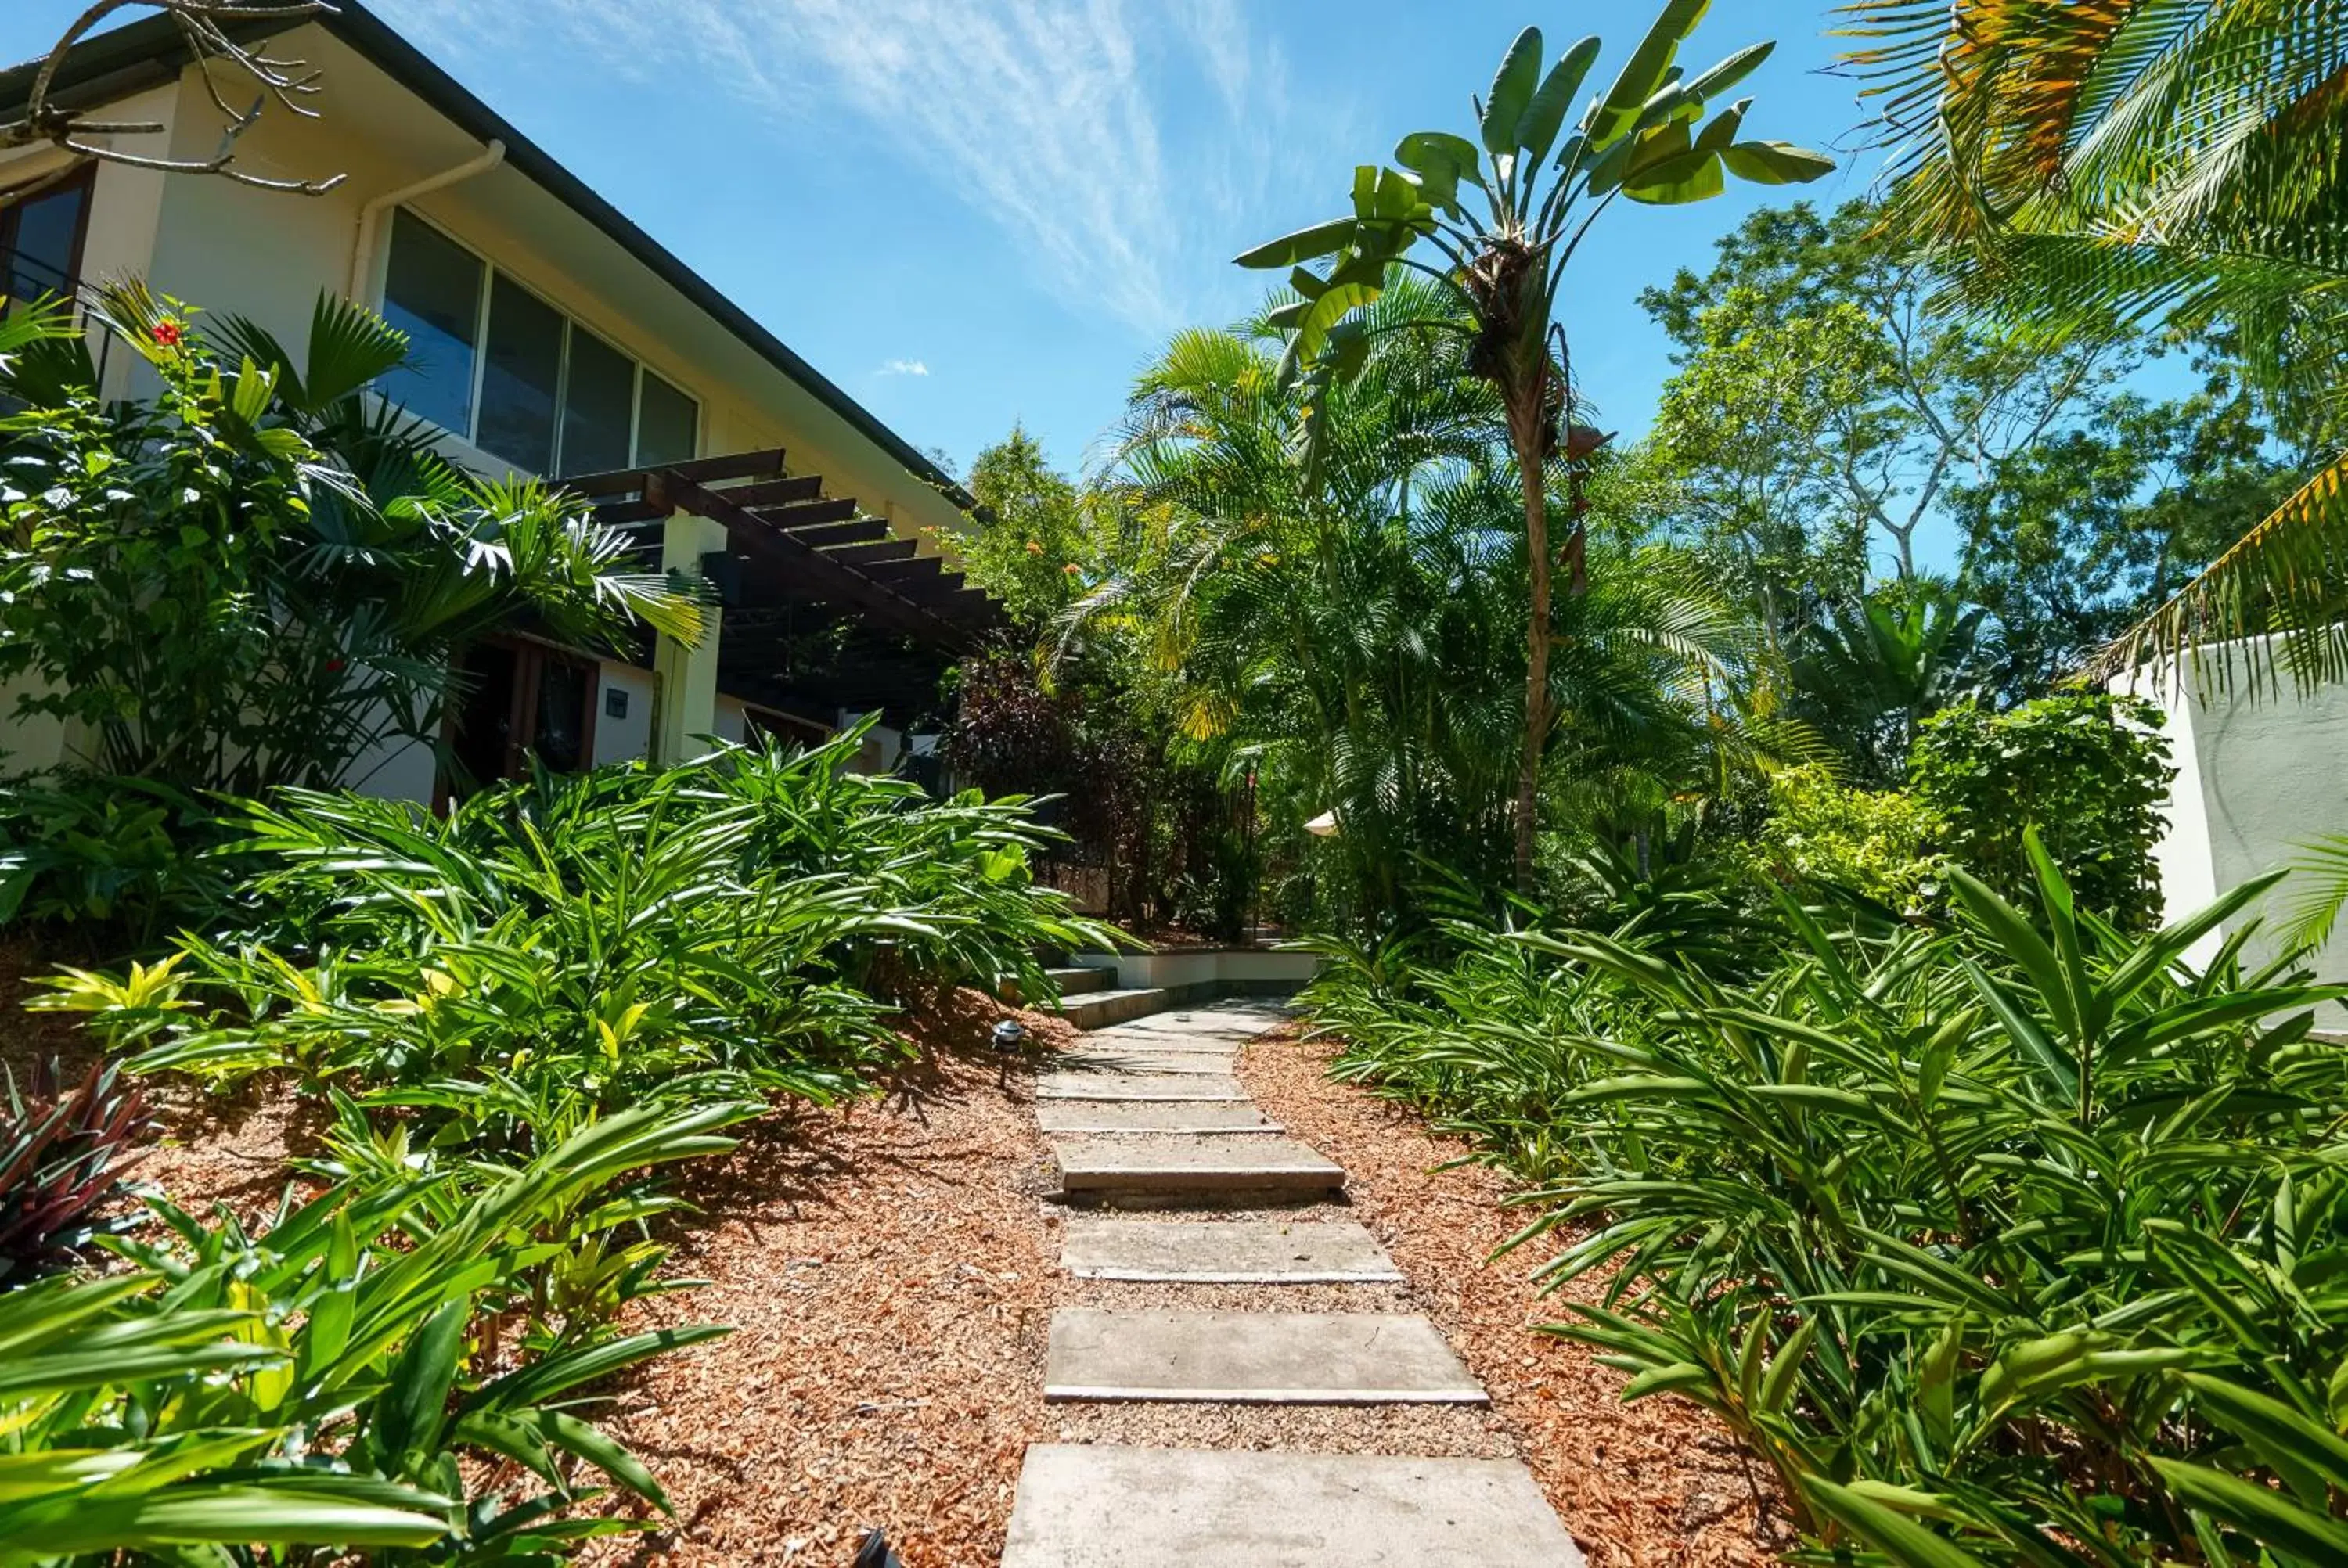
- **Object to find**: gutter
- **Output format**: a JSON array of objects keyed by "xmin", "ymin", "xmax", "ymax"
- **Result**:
[{"xmin": 347, "ymin": 137, "xmax": 505, "ymax": 300}]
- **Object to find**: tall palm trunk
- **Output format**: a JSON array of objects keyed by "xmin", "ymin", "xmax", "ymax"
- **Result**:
[{"xmin": 1511, "ymin": 400, "xmax": 1550, "ymax": 894}]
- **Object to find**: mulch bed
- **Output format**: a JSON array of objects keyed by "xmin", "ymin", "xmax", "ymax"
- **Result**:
[
  {"xmin": 9, "ymin": 954, "xmax": 1788, "ymax": 1566},
  {"xmin": 1237, "ymin": 1023, "xmax": 1788, "ymax": 1568}
]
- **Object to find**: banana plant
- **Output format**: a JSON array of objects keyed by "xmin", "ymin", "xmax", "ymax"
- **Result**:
[{"xmin": 1237, "ymin": 1, "xmax": 1831, "ymax": 890}]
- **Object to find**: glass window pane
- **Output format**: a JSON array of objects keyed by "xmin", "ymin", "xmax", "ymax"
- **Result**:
[
  {"xmin": 5, "ymin": 179, "xmax": 88, "ymax": 305},
  {"xmin": 531, "ymin": 656, "xmax": 593, "ymax": 773},
  {"xmin": 559, "ymin": 326, "xmax": 635, "ymax": 478},
  {"xmin": 636, "ymin": 371, "xmax": 698, "ymax": 466},
  {"xmin": 476, "ymin": 275, "xmax": 564, "ymax": 474},
  {"xmin": 377, "ymin": 211, "xmax": 483, "ymax": 437}
]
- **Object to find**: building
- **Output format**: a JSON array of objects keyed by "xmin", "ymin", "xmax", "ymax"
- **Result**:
[
  {"xmin": 0, "ymin": 1, "xmax": 996, "ymax": 801},
  {"xmin": 2123, "ymin": 644, "xmax": 2348, "ymax": 1023}
]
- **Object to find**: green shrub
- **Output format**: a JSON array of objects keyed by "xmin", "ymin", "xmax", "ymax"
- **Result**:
[
  {"xmin": 1909, "ymin": 690, "xmax": 2172, "ymax": 930},
  {"xmin": 0, "ymin": 774, "xmax": 238, "ymax": 952},
  {"xmin": 0, "ymin": 1100, "xmax": 752, "ymax": 1561},
  {"xmin": 38, "ymin": 731, "xmax": 1122, "ymax": 1153},
  {"xmin": 1748, "ymin": 764, "xmax": 1947, "ymax": 914},
  {"xmin": 1305, "ymin": 840, "xmax": 2348, "ymax": 1565}
]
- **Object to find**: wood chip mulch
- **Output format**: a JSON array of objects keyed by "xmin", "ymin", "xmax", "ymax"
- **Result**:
[
  {"xmin": 10, "ymin": 945, "xmax": 1792, "ymax": 1566},
  {"xmin": 1237, "ymin": 1022, "xmax": 1790, "ymax": 1568}
]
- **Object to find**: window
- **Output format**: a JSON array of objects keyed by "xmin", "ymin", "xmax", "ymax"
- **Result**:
[
  {"xmin": 444, "ymin": 638, "xmax": 600, "ymax": 797},
  {"xmin": 0, "ymin": 166, "xmax": 95, "ymax": 311},
  {"xmin": 376, "ymin": 208, "xmax": 699, "ymax": 477}
]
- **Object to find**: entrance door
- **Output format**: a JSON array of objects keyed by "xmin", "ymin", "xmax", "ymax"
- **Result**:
[{"xmin": 444, "ymin": 640, "xmax": 600, "ymax": 798}]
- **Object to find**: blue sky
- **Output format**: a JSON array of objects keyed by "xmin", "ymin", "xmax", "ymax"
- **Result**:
[{"xmin": 8, "ymin": 0, "xmax": 1885, "ymax": 480}]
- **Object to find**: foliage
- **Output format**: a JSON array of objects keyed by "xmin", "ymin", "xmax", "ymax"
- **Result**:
[
  {"xmin": 940, "ymin": 426, "xmax": 1108, "ymax": 631},
  {"xmin": 0, "ymin": 774, "xmax": 237, "ymax": 953},
  {"xmin": 1910, "ymin": 692, "xmax": 2173, "ymax": 931},
  {"xmin": 1635, "ymin": 200, "xmax": 2134, "ymax": 586},
  {"xmin": 0, "ymin": 1054, "xmax": 154, "ymax": 1288},
  {"xmin": 1791, "ymin": 577, "xmax": 1986, "ymax": 784},
  {"xmin": 0, "ymin": 1100, "xmax": 753, "ymax": 1563},
  {"xmin": 1306, "ymin": 839, "xmax": 2348, "ymax": 1565},
  {"xmin": 1237, "ymin": 5, "xmax": 1831, "ymax": 887},
  {"xmin": 1953, "ymin": 389, "xmax": 2303, "ymax": 703},
  {"xmin": 38, "ymin": 728, "xmax": 1121, "ymax": 1154},
  {"xmin": 0, "ymin": 286, "xmax": 700, "ymax": 799},
  {"xmin": 1842, "ymin": 1, "xmax": 2348, "ymax": 692},
  {"xmin": 1745, "ymin": 764, "xmax": 1947, "ymax": 915},
  {"xmin": 1082, "ymin": 279, "xmax": 1773, "ymax": 930}
]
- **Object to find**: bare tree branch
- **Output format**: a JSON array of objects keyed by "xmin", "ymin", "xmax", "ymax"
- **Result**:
[{"xmin": 1, "ymin": 1, "xmax": 345, "ymax": 211}]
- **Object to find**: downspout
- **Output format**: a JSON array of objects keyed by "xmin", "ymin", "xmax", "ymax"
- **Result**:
[{"xmin": 346, "ymin": 138, "xmax": 507, "ymax": 300}]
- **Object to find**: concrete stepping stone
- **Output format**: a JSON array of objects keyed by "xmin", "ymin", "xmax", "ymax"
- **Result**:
[
  {"xmin": 1003, "ymin": 1445, "xmax": 1581, "ymax": 1566},
  {"xmin": 1062, "ymin": 1217, "xmax": 1400, "ymax": 1282},
  {"xmin": 1057, "ymin": 1048, "xmax": 1235, "ymax": 1077},
  {"xmin": 1037, "ymin": 1101, "xmax": 1280, "ymax": 1135},
  {"xmin": 1035, "ymin": 1073, "xmax": 1248, "ymax": 1102},
  {"xmin": 1053, "ymin": 1133, "xmax": 1344, "ymax": 1199},
  {"xmin": 1044, "ymin": 1308, "xmax": 1485, "ymax": 1403}
]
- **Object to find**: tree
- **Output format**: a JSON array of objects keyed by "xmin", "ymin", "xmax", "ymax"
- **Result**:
[
  {"xmin": 1790, "ymin": 576, "xmax": 1984, "ymax": 784},
  {"xmin": 4, "ymin": 2, "xmax": 346, "ymax": 213},
  {"xmin": 1626, "ymin": 285, "xmax": 1878, "ymax": 643},
  {"xmin": 942, "ymin": 426, "xmax": 1104, "ymax": 633},
  {"xmin": 1637, "ymin": 200, "xmax": 2133, "ymax": 584},
  {"xmin": 1954, "ymin": 390, "xmax": 2299, "ymax": 703},
  {"xmin": 1842, "ymin": 0, "xmax": 2348, "ymax": 689},
  {"xmin": 1084, "ymin": 276, "xmax": 1763, "ymax": 928},
  {"xmin": 0, "ymin": 286, "xmax": 701, "ymax": 795},
  {"xmin": 1235, "ymin": 4, "xmax": 1831, "ymax": 890}
]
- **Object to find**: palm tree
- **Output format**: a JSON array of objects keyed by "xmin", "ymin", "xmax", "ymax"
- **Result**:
[
  {"xmin": 1792, "ymin": 577, "xmax": 1986, "ymax": 782},
  {"xmin": 1080, "ymin": 277, "xmax": 1766, "ymax": 925},
  {"xmin": 1842, "ymin": 0, "xmax": 2348, "ymax": 691},
  {"xmin": 1236, "ymin": 4, "xmax": 1831, "ymax": 889}
]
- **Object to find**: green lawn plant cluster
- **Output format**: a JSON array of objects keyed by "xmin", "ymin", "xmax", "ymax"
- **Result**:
[
  {"xmin": 1302, "ymin": 836, "xmax": 2348, "ymax": 1566},
  {"xmin": 38, "ymin": 728, "xmax": 1117, "ymax": 1157},
  {"xmin": 4, "ymin": 730, "xmax": 1117, "ymax": 1561}
]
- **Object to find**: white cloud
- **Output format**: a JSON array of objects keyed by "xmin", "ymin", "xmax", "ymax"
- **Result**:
[
  {"xmin": 878, "ymin": 358, "xmax": 930, "ymax": 377},
  {"xmin": 376, "ymin": 0, "xmax": 1346, "ymax": 334}
]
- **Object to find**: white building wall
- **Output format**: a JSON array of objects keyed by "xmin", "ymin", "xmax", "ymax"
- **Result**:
[
  {"xmin": 593, "ymin": 664, "xmax": 657, "ymax": 767},
  {"xmin": 2126, "ymin": 643, "xmax": 2348, "ymax": 1020}
]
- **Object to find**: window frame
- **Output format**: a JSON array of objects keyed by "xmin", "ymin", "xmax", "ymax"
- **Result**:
[
  {"xmin": 0, "ymin": 163, "xmax": 98, "ymax": 308},
  {"xmin": 377, "ymin": 207, "xmax": 699, "ymax": 478}
]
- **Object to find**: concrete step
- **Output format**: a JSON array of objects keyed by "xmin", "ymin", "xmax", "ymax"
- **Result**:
[
  {"xmin": 1046, "ymin": 965, "xmax": 1117, "ymax": 997},
  {"xmin": 1035, "ymin": 1073, "xmax": 1248, "ymax": 1103},
  {"xmin": 1044, "ymin": 1308, "xmax": 1486, "ymax": 1404},
  {"xmin": 1002, "ymin": 1446, "xmax": 1584, "ymax": 1567},
  {"xmin": 1056, "ymin": 1048, "xmax": 1236, "ymax": 1077},
  {"xmin": 1053, "ymin": 986, "xmax": 1174, "ymax": 1030},
  {"xmin": 1061, "ymin": 1217, "xmax": 1400, "ymax": 1283},
  {"xmin": 1037, "ymin": 1102, "xmax": 1280, "ymax": 1135},
  {"xmin": 1097, "ymin": 1005, "xmax": 1290, "ymax": 1041},
  {"xmin": 1053, "ymin": 1133, "xmax": 1345, "ymax": 1201}
]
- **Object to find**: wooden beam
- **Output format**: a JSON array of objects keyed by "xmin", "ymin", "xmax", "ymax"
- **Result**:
[
  {"xmin": 862, "ymin": 556, "xmax": 945, "ymax": 587},
  {"xmin": 757, "ymin": 497, "xmax": 859, "ymax": 530},
  {"xmin": 590, "ymin": 497, "xmax": 669, "ymax": 527},
  {"xmin": 560, "ymin": 448, "xmax": 788, "ymax": 501},
  {"xmin": 715, "ymin": 474, "xmax": 823, "ymax": 509},
  {"xmin": 668, "ymin": 475, "xmax": 971, "ymax": 653},
  {"xmin": 787, "ymin": 520, "xmax": 889, "ymax": 548},
  {"xmin": 822, "ymin": 539, "xmax": 919, "ymax": 566}
]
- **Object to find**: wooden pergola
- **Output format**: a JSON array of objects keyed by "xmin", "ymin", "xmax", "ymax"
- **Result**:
[{"xmin": 566, "ymin": 449, "xmax": 999, "ymax": 732}]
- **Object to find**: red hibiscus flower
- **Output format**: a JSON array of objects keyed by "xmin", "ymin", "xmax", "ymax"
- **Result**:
[{"xmin": 151, "ymin": 319, "xmax": 183, "ymax": 348}]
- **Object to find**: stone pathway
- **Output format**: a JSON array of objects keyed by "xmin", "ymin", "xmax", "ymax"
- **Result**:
[{"xmin": 1002, "ymin": 999, "xmax": 1585, "ymax": 1566}]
